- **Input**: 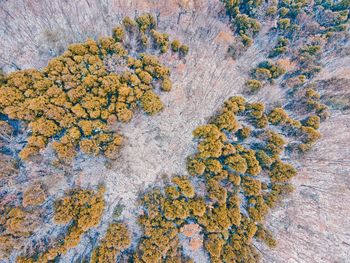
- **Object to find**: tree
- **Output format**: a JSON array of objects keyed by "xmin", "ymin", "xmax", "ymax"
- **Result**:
[
  {"xmin": 90, "ymin": 223, "xmax": 131, "ymax": 263},
  {"xmin": 255, "ymin": 150, "xmax": 272, "ymax": 168},
  {"xmin": 179, "ymin": 45, "xmax": 189, "ymax": 57},
  {"xmin": 136, "ymin": 13, "xmax": 156, "ymax": 32},
  {"xmin": 171, "ymin": 40, "xmax": 181, "ymax": 52},
  {"xmin": 269, "ymin": 160, "xmax": 297, "ymax": 183},
  {"xmin": 268, "ymin": 107, "xmax": 289, "ymax": 125},
  {"xmin": 237, "ymin": 126, "xmax": 251, "ymax": 140},
  {"xmin": 223, "ymin": 96, "xmax": 246, "ymax": 113},
  {"xmin": 214, "ymin": 111, "xmax": 239, "ymax": 132},
  {"xmin": 242, "ymin": 177, "xmax": 261, "ymax": 196},
  {"xmin": 245, "ymin": 79, "xmax": 263, "ymax": 92},
  {"xmin": 0, "ymin": 14, "xmax": 184, "ymax": 162},
  {"xmin": 277, "ymin": 18, "xmax": 291, "ymax": 30},
  {"xmin": 172, "ymin": 176, "xmax": 195, "ymax": 198},
  {"xmin": 225, "ymin": 154, "xmax": 248, "ymax": 174},
  {"xmin": 302, "ymin": 115, "xmax": 320, "ymax": 129},
  {"xmin": 204, "ymin": 234, "xmax": 225, "ymax": 259},
  {"xmin": 140, "ymin": 90, "xmax": 164, "ymax": 115}
]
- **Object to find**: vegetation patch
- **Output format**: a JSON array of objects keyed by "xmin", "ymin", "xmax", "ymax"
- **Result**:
[{"xmin": 0, "ymin": 13, "xmax": 188, "ymax": 163}]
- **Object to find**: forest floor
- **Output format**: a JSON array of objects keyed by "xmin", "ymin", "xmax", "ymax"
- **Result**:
[{"xmin": 1, "ymin": 0, "xmax": 350, "ymax": 262}]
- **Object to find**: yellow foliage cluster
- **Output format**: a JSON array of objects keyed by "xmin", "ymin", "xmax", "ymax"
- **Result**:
[
  {"xmin": 13, "ymin": 93, "xmax": 321, "ymax": 262},
  {"xmin": 131, "ymin": 96, "xmax": 296, "ymax": 262},
  {"xmin": 131, "ymin": 177, "xmax": 205, "ymax": 263},
  {"xmin": 18, "ymin": 187, "xmax": 105, "ymax": 262},
  {"xmin": 54, "ymin": 187, "xmax": 105, "ymax": 230},
  {"xmin": 91, "ymin": 223, "xmax": 131, "ymax": 263},
  {"xmin": 0, "ymin": 14, "xmax": 187, "ymax": 162},
  {"xmin": 181, "ymin": 96, "xmax": 307, "ymax": 262}
]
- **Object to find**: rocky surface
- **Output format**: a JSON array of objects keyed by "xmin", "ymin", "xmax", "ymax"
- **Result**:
[{"xmin": 1, "ymin": 0, "xmax": 350, "ymax": 262}]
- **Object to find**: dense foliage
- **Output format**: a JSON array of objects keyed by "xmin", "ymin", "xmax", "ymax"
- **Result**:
[
  {"xmin": 127, "ymin": 94, "xmax": 323, "ymax": 262},
  {"xmin": 17, "ymin": 187, "xmax": 105, "ymax": 262},
  {"xmin": 0, "ymin": 13, "xmax": 187, "ymax": 163}
]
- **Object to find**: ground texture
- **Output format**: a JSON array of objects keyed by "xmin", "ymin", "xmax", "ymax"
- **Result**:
[{"xmin": 1, "ymin": 0, "xmax": 350, "ymax": 262}]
